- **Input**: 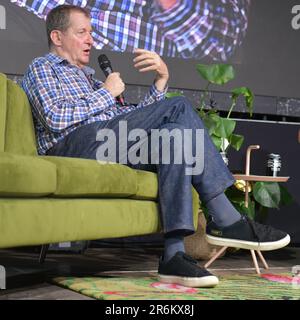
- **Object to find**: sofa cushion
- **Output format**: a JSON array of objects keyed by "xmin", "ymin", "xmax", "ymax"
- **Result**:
[
  {"xmin": 0, "ymin": 152, "xmax": 56, "ymax": 197},
  {"xmin": 132, "ymin": 170, "xmax": 158, "ymax": 200},
  {"xmin": 0, "ymin": 198, "xmax": 162, "ymax": 248},
  {"xmin": 41, "ymin": 156, "xmax": 138, "ymax": 197}
]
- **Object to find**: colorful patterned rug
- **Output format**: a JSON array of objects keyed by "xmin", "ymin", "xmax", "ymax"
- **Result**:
[{"xmin": 53, "ymin": 273, "xmax": 300, "ymax": 300}]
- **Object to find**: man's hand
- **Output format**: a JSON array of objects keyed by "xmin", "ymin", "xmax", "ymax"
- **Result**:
[
  {"xmin": 102, "ymin": 72, "xmax": 125, "ymax": 98},
  {"xmin": 133, "ymin": 48, "xmax": 169, "ymax": 92}
]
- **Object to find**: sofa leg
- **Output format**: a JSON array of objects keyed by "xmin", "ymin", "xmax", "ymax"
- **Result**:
[{"xmin": 39, "ymin": 244, "xmax": 49, "ymax": 264}]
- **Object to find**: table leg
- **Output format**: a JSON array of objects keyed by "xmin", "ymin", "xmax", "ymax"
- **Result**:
[
  {"xmin": 204, "ymin": 246, "xmax": 228, "ymax": 268},
  {"xmin": 256, "ymin": 250, "xmax": 269, "ymax": 269},
  {"xmin": 250, "ymin": 249, "xmax": 261, "ymax": 274}
]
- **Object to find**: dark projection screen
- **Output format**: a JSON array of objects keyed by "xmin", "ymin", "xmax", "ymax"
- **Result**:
[{"xmin": 0, "ymin": 0, "xmax": 300, "ymax": 99}]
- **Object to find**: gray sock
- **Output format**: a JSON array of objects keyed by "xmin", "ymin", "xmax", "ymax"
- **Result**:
[
  {"xmin": 164, "ymin": 235, "xmax": 185, "ymax": 262},
  {"xmin": 206, "ymin": 192, "xmax": 241, "ymax": 227}
]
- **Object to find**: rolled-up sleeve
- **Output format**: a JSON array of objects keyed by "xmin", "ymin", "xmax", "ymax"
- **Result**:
[{"xmin": 135, "ymin": 83, "xmax": 168, "ymax": 109}]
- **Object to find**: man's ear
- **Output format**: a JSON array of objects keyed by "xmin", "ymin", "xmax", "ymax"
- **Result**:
[{"xmin": 50, "ymin": 30, "xmax": 62, "ymax": 47}]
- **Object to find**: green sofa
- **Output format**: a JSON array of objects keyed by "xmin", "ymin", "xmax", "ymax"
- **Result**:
[{"xmin": 0, "ymin": 73, "xmax": 199, "ymax": 250}]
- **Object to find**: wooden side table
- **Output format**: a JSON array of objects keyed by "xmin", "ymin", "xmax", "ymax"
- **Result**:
[{"xmin": 204, "ymin": 145, "xmax": 290, "ymax": 274}]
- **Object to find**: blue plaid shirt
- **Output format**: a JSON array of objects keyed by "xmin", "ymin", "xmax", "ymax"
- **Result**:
[
  {"xmin": 21, "ymin": 53, "xmax": 167, "ymax": 155},
  {"xmin": 12, "ymin": 0, "xmax": 250, "ymax": 61}
]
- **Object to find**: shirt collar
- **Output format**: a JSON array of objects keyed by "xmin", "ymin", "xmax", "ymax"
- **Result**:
[
  {"xmin": 46, "ymin": 52, "xmax": 67, "ymax": 65},
  {"xmin": 45, "ymin": 52, "xmax": 95, "ymax": 77}
]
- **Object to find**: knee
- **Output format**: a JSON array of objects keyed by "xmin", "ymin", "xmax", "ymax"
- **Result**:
[
  {"xmin": 168, "ymin": 96, "xmax": 192, "ymax": 107},
  {"xmin": 165, "ymin": 96, "xmax": 195, "ymax": 115},
  {"xmin": 174, "ymin": 96, "xmax": 197, "ymax": 113}
]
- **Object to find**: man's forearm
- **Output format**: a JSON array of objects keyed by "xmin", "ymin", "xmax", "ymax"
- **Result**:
[{"xmin": 154, "ymin": 76, "xmax": 168, "ymax": 92}]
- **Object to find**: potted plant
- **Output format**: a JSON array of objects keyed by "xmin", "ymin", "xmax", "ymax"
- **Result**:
[
  {"xmin": 194, "ymin": 63, "xmax": 292, "ymax": 221},
  {"xmin": 196, "ymin": 63, "xmax": 254, "ymax": 164}
]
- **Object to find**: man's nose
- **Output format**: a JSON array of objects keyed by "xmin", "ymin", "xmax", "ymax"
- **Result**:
[{"xmin": 87, "ymin": 33, "xmax": 94, "ymax": 45}]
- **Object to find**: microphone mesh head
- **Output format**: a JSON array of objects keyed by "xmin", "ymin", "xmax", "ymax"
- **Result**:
[{"xmin": 98, "ymin": 54, "xmax": 110, "ymax": 68}]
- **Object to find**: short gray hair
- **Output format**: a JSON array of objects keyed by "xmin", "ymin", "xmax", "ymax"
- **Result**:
[{"xmin": 46, "ymin": 5, "xmax": 90, "ymax": 48}]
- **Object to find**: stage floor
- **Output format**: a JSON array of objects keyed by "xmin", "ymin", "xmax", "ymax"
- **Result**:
[{"xmin": 0, "ymin": 245, "xmax": 299, "ymax": 300}]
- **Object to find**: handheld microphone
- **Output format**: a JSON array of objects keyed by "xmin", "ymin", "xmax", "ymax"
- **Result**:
[{"xmin": 98, "ymin": 54, "xmax": 125, "ymax": 106}]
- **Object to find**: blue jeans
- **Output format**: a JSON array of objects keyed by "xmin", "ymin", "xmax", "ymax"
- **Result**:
[{"xmin": 47, "ymin": 97, "xmax": 235, "ymax": 236}]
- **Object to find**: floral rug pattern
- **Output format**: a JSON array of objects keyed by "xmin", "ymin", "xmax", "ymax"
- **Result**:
[{"xmin": 53, "ymin": 273, "xmax": 300, "ymax": 300}]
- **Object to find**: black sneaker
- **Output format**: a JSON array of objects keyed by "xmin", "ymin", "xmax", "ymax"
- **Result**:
[
  {"xmin": 158, "ymin": 251, "xmax": 219, "ymax": 287},
  {"xmin": 206, "ymin": 215, "xmax": 290, "ymax": 251}
]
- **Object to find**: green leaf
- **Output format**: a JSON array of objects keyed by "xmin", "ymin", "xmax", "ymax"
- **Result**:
[
  {"xmin": 229, "ymin": 134, "xmax": 244, "ymax": 151},
  {"xmin": 214, "ymin": 117, "xmax": 236, "ymax": 138},
  {"xmin": 206, "ymin": 108, "xmax": 219, "ymax": 115},
  {"xmin": 166, "ymin": 92, "xmax": 184, "ymax": 98},
  {"xmin": 253, "ymin": 182, "xmax": 281, "ymax": 209},
  {"xmin": 197, "ymin": 109, "xmax": 206, "ymax": 119},
  {"xmin": 279, "ymin": 185, "xmax": 293, "ymax": 206},
  {"xmin": 210, "ymin": 134, "xmax": 222, "ymax": 150},
  {"xmin": 201, "ymin": 113, "xmax": 218, "ymax": 135},
  {"xmin": 196, "ymin": 64, "xmax": 235, "ymax": 85},
  {"xmin": 231, "ymin": 87, "xmax": 254, "ymax": 117}
]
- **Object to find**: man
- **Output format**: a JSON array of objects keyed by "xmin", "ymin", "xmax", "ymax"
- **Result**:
[{"xmin": 22, "ymin": 5, "xmax": 290, "ymax": 288}]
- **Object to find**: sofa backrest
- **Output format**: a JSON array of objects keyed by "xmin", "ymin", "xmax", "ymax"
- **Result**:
[
  {"xmin": 0, "ymin": 73, "xmax": 7, "ymax": 152},
  {"xmin": 0, "ymin": 73, "xmax": 37, "ymax": 156}
]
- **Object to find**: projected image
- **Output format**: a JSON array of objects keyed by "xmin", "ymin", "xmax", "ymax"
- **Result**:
[{"xmin": 10, "ymin": 0, "xmax": 250, "ymax": 61}]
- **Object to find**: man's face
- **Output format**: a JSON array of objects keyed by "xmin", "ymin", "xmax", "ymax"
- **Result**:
[{"xmin": 58, "ymin": 11, "xmax": 93, "ymax": 68}]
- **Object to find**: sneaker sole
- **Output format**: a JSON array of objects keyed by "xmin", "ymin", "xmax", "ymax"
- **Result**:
[
  {"xmin": 158, "ymin": 274, "xmax": 219, "ymax": 288},
  {"xmin": 206, "ymin": 234, "xmax": 290, "ymax": 251}
]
